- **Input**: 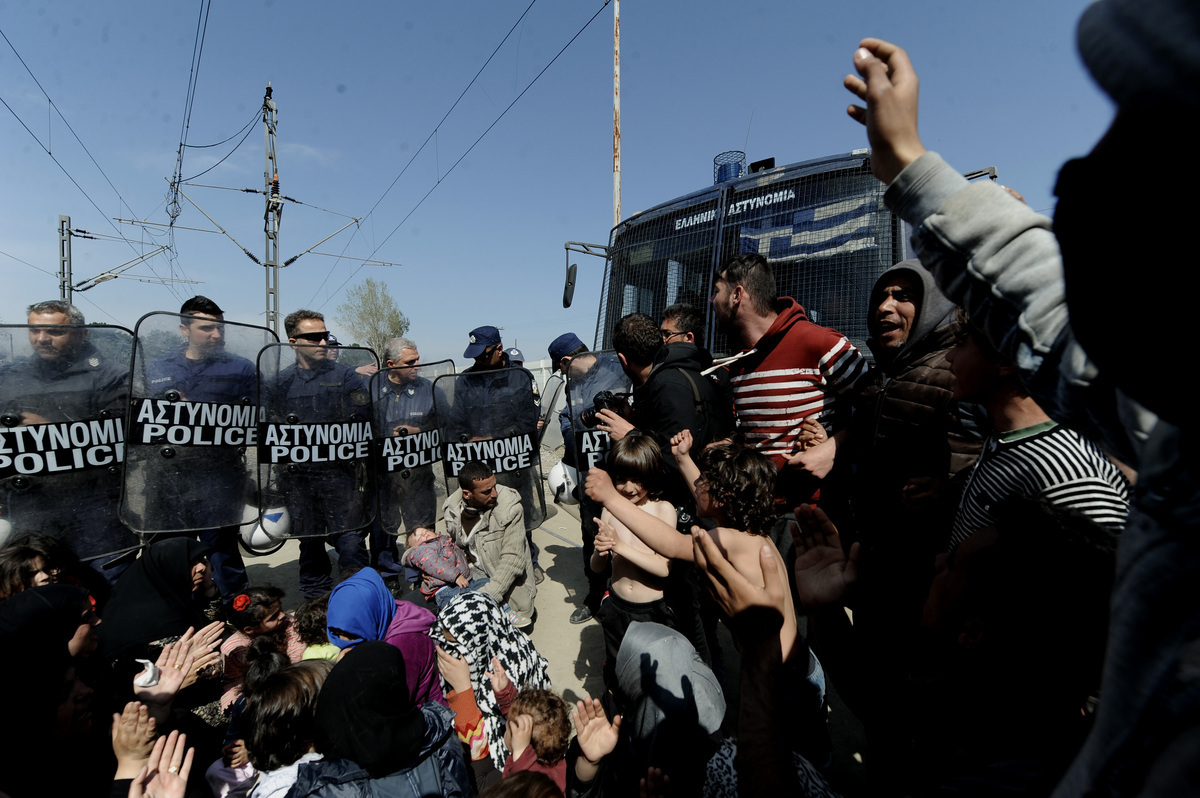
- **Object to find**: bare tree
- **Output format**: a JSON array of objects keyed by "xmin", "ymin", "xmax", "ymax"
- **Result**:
[{"xmin": 334, "ymin": 277, "xmax": 409, "ymax": 357}]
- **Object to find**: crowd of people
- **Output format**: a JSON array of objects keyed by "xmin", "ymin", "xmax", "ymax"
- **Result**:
[{"xmin": 3, "ymin": 1, "xmax": 1198, "ymax": 794}]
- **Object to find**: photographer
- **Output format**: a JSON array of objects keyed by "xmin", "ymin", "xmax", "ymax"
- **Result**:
[{"xmin": 600, "ymin": 313, "xmax": 732, "ymax": 512}]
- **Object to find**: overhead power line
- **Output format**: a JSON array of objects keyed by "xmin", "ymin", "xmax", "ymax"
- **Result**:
[
  {"xmin": 307, "ymin": 0, "xmax": 543, "ymax": 303},
  {"xmin": 312, "ymin": 0, "xmax": 609, "ymax": 307},
  {"xmin": 0, "ymin": 25, "xmax": 138, "ymax": 223},
  {"xmin": 0, "ymin": 91, "xmax": 181, "ymax": 303}
]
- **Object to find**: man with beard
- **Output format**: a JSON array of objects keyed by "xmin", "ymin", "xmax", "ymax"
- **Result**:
[
  {"xmin": 823, "ymin": 265, "xmax": 983, "ymax": 784},
  {"xmin": 143, "ymin": 295, "xmax": 254, "ymax": 602},
  {"xmin": 0, "ymin": 300, "xmax": 135, "ymax": 583},
  {"xmin": 442, "ymin": 459, "xmax": 536, "ymax": 628},
  {"xmin": 710, "ymin": 253, "xmax": 866, "ymax": 507}
]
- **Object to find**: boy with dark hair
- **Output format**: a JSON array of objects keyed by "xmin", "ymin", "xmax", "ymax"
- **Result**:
[
  {"xmin": 945, "ymin": 313, "xmax": 1130, "ymax": 550},
  {"xmin": 585, "ymin": 442, "xmax": 801, "ymax": 663},
  {"xmin": 589, "ymin": 433, "xmax": 678, "ymax": 693}
]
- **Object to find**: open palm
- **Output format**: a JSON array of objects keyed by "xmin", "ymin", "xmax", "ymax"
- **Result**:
[{"xmin": 790, "ymin": 504, "xmax": 860, "ymax": 608}]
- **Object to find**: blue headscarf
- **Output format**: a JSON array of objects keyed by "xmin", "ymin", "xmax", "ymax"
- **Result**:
[{"xmin": 325, "ymin": 568, "xmax": 395, "ymax": 648}]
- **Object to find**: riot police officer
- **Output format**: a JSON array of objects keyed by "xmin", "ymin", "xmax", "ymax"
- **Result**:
[
  {"xmin": 0, "ymin": 300, "xmax": 135, "ymax": 583},
  {"xmin": 269, "ymin": 309, "xmax": 372, "ymax": 597},
  {"xmin": 372, "ymin": 336, "xmax": 445, "ymax": 580},
  {"xmin": 141, "ymin": 296, "xmax": 254, "ymax": 600}
]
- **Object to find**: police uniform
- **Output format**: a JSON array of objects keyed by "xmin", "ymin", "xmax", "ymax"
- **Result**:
[
  {"xmin": 0, "ymin": 340, "xmax": 137, "ymax": 580},
  {"xmin": 376, "ymin": 374, "xmax": 443, "ymax": 532},
  {"xmin": 142, "ymin": 347, "xmax": 257, "ymax": 598},
  {"xmin": 267, "ymin": 358, "xmax": 372, "ymax": 597},
  {"xmin": 446, "ymin": 362, "xmax": 542, "ymax": 567}
]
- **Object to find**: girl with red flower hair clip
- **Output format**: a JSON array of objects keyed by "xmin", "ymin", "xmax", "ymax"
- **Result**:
[{"xmin": 220, "ymin": 585, "xmax": 306, "ymax": 710}]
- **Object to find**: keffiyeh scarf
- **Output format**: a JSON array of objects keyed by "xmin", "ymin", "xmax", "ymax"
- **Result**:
[{"xmin": 429, "ymin": 592, "xmax": 551, "ymax": 769}]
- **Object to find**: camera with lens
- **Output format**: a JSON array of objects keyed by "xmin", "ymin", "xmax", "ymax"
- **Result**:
[{"xmin": 580, "ymin": 390, "xmax": 631, "ymax": 428}]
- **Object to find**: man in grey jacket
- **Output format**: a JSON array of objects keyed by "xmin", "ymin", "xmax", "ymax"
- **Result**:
[
  {"xmin": 442, "ymin": 459, "xmax": 536, "ymax": 628},
  {"xmin": 841, "ymin": 5, "xmax": 1199, "ymax": 793}
]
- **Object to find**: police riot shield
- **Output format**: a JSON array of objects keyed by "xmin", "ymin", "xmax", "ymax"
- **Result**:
[
  {"xmin": 565, "ymin": 350, "xmax": 633, "ymax": 474},
  {"xmin": 120, "ymin": 312, "xmax": 276, "ymax": 537},
  {"xmin": 329, "ymin": 344, "xmax": 378, "ymax": 373},
  {"xmin": 0, "ymin": 323, "xmax": 138, "ymax": 562},
  {"xmin": 434, "ymin": 367, "xmax": 546, "ymax": 529},
  {"xmin": 371, "ymin": 359, "xmax": 455, "ymax": 537},
  {"xmin": 537, "ymin": 373, "xmax": 564, "ymax": 447},
  {"xmin": 256, "ymin": 341, "xmax": 376, "ymax": 539}
]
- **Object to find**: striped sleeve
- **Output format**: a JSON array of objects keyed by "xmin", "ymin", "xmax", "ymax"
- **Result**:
[
  {"xmin": 948, "ymin": 426, "xmax": 1131, "ymax": 549},
  {"xmin": 817, "ymin": 335, "xmax": 867, "ymax": 430}
]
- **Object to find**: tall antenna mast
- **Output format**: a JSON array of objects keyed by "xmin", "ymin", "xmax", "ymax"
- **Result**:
[
  {"xmin": 263, "ymin": 84, "xmax": 283, "ymax": 334},
  {"xmin": 612, "ymin": 0, "xmax": 620, "ymax": 229}
]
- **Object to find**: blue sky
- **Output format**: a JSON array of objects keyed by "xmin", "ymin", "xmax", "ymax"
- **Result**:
[{"xmin": 1, "ymin": 0, "xmax": 1111, "ymax": 366}]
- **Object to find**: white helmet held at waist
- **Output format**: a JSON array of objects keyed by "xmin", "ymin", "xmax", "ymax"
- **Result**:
[{"xmin": 548, "ymin": 460, "xmax": 579, "ymax": 505}]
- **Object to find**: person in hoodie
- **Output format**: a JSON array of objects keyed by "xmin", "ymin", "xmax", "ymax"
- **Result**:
[
  {"xmin": 286, "ymin": 641, "xmax": 470, "ymax": 798},
  {"xmin": 847, "ymin": 260, "xmax": 983, "ymax": 558},
  {"xmin": 597, "ymin": 312, "xmax": 732, "ymax": 511},
  {"xmin": 324, "ymin": 567, "xmax": 445, "ymax": 707},
  {"xmin": 813, "ymin": 261, "xmax": 982, "ymax": 787},
  {"xmin": 709, "ymin": 253, "xmax": 867, "ymax": 507}
]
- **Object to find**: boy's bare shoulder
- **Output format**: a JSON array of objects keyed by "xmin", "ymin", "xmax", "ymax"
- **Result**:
[{"xmin": 641, "ymin": 498, "xmax": 678, "ymax": 525}]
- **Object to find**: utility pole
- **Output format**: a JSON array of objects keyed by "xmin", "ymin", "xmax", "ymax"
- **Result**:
[
  {"xmin": 612, "ymin": 0, "xmax": 620, "ymax": 229},
  {"xmin": 58, "ymin": 215, "xmax": 73, "ymax": 302},
  {"xmin": 263, "ymin": 84, "xmax": 283, "ymax": 334}
]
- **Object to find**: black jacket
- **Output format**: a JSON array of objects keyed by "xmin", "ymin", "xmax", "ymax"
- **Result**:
[
  {"xmin": 633, "ymin": 343, "xmax": 731, "ymax": 453},
  {"xmin": 631, "ymin": 344, "xmax": 732, "ymax": 506}
]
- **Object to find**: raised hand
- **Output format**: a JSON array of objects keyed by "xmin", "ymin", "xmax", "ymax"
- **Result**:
[
  {"xmin": 135, "ymin": 638, "xmax": 196, "ymax": 723},
  {"xmin": 486, "ymin": 656, "xmax": 510, "ymax": 694},
  {"xmin": 791, "ymin": 504, "xmax": 861, "ymax": 608},
  {"xmin": 692, "ymin": 529, "xmax": 786, "ymax": 623},
  {"xmin": 112, "ymin": 701, "xmax": 157, "ymax": 779},
  {"xmin": 173, "ymin": 621, "xmax": 223, "ymax": 690},
  {"xmin": 572, "ymin": 697, "xmax": 621, "ymax": 766},
  {"xmin": 843, "ymin": 38, "xmax": 926, "ymax": 184},
  {"xmin": 129, "ymin": 730, "xmax": 193, "ymax": 798},
  {"xmin": 584, "ymin": 467, "xmax": 618, "ymax": 506},
  {"xmin": 670, "ymin": 429, "xmax": 693, "ymax": 458},
  {"xmin": 435, "ymin": 645, "xmax": 472, "ymax": 694}
]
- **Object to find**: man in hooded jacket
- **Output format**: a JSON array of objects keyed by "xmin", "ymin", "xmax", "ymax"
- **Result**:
[
  {"xmin": 846, "ymin": 259, "xmax": 982, "ymax": 557},
  {"xmin": 808, "ymin": 261, "xmax": 982, "ymax": 787}
]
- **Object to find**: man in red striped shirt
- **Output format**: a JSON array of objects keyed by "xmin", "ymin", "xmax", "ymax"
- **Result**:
[{"xmin": 711, "ymin": 253, "xmax": 867, "ymax": 507}]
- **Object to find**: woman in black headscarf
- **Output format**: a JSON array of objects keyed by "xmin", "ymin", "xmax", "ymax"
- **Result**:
[
  {"xmin": 0, "ymin": 583, "xmax": 101, "ymax": 657},
  {"xmin": 99, "ymin": 537, "xmax": 220, "ymax": 660},
  {"xmin": 100, "ymin": 537, "xmax": 227, "ymax": 777},
  {"xmin": 287, "ymin": 641, "xmax": 471, "ymax": 798},
  {"xmin": 0, "ymin": 585, "xmax": 104, "ymax": 798}
]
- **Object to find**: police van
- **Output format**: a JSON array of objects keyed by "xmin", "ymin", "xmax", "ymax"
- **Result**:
[{"xmin": 567, "ymin": 149, "xmax": 914, "ymax": 357}]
